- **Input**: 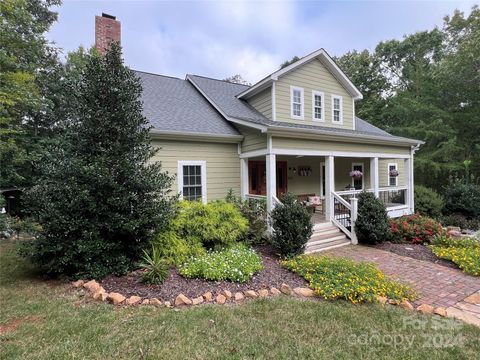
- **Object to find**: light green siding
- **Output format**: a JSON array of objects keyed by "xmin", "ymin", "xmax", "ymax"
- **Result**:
[
  {"xmin": 272, "ymin": 136, "xmax": 411, "ymax": 155},
  {"xmin": 248, "ymin": 88, "xmax": 272, "ymax": 119},
  {"xmin": 379, "ymin": 159, "xmax": 406, "ymax": 187},
  {"xmin": 275, "ymin": 59, "xmax": 354, "ymax": 129},
  {"xmin": 237, "ymin": 125, "xmax": 267, "ymax": 153},
  {"xmin": 151, "ymin": 139, "xmax": 240, "ymax": 201}
]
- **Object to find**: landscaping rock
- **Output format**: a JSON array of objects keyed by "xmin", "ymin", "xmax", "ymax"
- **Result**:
[
  {"xmin": 258, "ymin": 289, "xmax": 269, "ymax": 298},
  {"xmin": 416, "ymin": 304, "xmax": 434, "ymax": 314},
  {"xmin": 447, "ymin": 226, "xmax": 461, "ymax": 233},
  {"xmin": 280, "ymin": 283, "xmax": 292, "ymax": 295},
  {"xmin": 399, "ymin": 300, "xmax": 414, "ymax": 311},
  {"xmin": 464, "ymin": 293, "xmax": 480, "ymax": 305},
  {"xmin": 222, "ymin": 290, "xmax": 232, "ymax": 299},
  {"xmin": 203, "ymin": 291, "xmax": 213, "ymax": 302},
  {"xmin": 92, "ymin": 287, "xmax": 106, "ymax": 300},
  {"xmin": 434, "ymin": 307, "xmax": 447, "ymax": 317},
  {"xmin": 175, "ymin": 294, "xmax": 192, "ymax": 306},
  {"xmin": 376, "ymin": 296, "xmax": 388, "ymax": 304},
  {"xmin": 83, "ymin": 280, "xmax": 101, "ymax": 293},
  {"xmin": 293, "ymin": 287, "xmax": 314, "ymax": 297},
  {"xmin": 192, "ymin": 296, "xmax": 204, "ymax": 306},
  {"xmin": 270, "ymin": 287, "xmax": 281, "ymax": 296},
  {"xmin": 72, "ymin": 280, "xmax": 85, "ymax": 288},
  {"xmin": 164, "ymin": 301, "xmax": 172, "ymax": 308},
  {"xmin": 141, "ymin": 299, "xmax": 150, "ymax": 305},
  {"xmin": 216, "ymin": 294, "xmax": 227, "ymax": 304},
  {"xmin": 107, "ymin": 292, "xmax": 126, "ymax": 305},
  {"xmin": 447, "ymin": 230, "xmax": 462, "ymax": 238},
  {"xmin": 245, "ymin": 290, "xmax": 258, "ymax": 299},
  {"xmin": 126, "ymin": 296, "xmax": 142, "ymax": 305},
  {"xmin": 234, "ymin": 292, "xmax": 245, "ymax": 301},
  {"xmin": 150, "ymin": 298, "xmax": 162, "ymax": 306}
]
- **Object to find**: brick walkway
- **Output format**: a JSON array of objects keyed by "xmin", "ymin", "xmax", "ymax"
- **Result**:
[{"xmin": 324, "ymin": 245, "xmax": 480, "ymax": 309}]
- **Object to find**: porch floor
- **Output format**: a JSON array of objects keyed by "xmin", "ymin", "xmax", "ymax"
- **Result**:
[{"xmin": 311, "ymin": 212, "xmax": 328, "ymax": 224}]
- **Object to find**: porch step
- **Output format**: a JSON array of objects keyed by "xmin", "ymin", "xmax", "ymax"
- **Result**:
[{"xmin": 305, "ymin": 220, "xmax": 351, "ymax": 253}]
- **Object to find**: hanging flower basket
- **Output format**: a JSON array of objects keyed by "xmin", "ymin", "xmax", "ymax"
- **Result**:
[
  {"xmin": 349, "ymin": 170, "xmax": 363, "ymax": 180},
  {"xmin": 389, "ymin": 169, "xmax": 399, "ymax": 177}
]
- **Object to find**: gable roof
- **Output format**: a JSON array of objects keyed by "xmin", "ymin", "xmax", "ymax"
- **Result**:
[
  {"xmin": 186, "ymin": 74, "xmax": 422, "ymax": 145},
  {"xmin": 236, "ymin": 48, "xmax": 363, "ymax": 100},
  {"xmin": 135, "ymin": 70, "xmax": 241, "ymax": 138}
]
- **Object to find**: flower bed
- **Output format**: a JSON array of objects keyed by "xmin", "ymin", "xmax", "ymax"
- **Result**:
[
  {"xmin": 179, "ymin": 244, "xmax": 263, "ymax": 282},
  {"xmin": 283, "ymin": 255, "xmax": 416, "ymax": 304},
  {"xmin": 389, "ymin": 214, "xmax": 443, "ymax": 244},
  {"xmin": 430, "ymin": 236, "xmax": 480, "ymax": 276}
]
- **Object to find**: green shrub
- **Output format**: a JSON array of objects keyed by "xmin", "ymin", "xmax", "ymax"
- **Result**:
[
  {"xmin": 270, "ymin": 193, "xmax": 312, "ymax": 257},
  {"xmin": 179, "ymin": 244, "xmax": 263, "ymax": 282},
  {"xmin": 389, "ymin": 214, "xmax": 444, "ymax": 244},
  {"xmin": 430, "ymin": 235, "xmax": 480, "ymax": 276},
  {"xmin": 140, "ymin": 247, "xmax": 169, "ymax": 284},
  {"xmin": 283, "ymin": 255, "xmax": 416, "ymax": 303},
  {"xmin": 444, "ymin": 177, "xmax": 480, "ymax": 218},
  {"xmin": 152, "ymin": 230, "xmax": 206, "ymax": 266},
  {"xmin": 173, "ymin": 200, "xmax": 249, "ymax": 248},
  {"xmin": 225, "ymin": 189, "xmax": 267, "ymax": 245},
  {"xmin": 441, "ymin": 214, "xmax": 480, "ymax": 231},
  {"xmin": 414, "ymin": 185, "xmax": 444, "ymax": 218},
  {"xmin": 355, "ymin": 191, "xmax": 390, "ymax": 244}
]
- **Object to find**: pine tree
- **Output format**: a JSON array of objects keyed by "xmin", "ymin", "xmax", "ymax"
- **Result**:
[{"xmin": 21, "ymin": 44, "xmax": 176, "ymax": 279}]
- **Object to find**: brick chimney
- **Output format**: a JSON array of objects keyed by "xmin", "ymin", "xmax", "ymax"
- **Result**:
[{"xmin": 95, "ymin": 13, "xmax": 120, "ymax": 54}]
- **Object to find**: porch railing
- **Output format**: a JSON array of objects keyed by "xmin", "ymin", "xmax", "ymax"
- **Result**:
[
  {"xmin": 331, "ymin": 192, "xmax": 352, "ymax": 238},
  {"xmin": 378, "ymin": 186, "xmax": 408, "ymax": 208}
]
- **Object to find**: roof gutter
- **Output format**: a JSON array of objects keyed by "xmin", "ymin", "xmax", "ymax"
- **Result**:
[
  {"xmin": 149, "ymin": 129, "xmax": 244, "ymax": 143},
  {"xmin": 267, "ymin": 126, "xmax": 424, "ymax": 146}
]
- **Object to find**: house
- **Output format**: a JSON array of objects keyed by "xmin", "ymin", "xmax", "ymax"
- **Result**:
[{"xmin": 96, "ymin": 14, "xmax": 424, "ymax": 252}]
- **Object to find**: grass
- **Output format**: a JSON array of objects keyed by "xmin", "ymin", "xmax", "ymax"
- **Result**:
[{"xmin": 1, "ymin": 240, "xmax": 480, "ymax": 359}]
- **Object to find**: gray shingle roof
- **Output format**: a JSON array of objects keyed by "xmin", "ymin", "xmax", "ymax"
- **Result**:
[
  {"xmin": 187, "ymin": 74, "xmax": 420, "ymax": 143},
  {"xmin": 135, "ymin": 71, "xmax": 240, "ymax": 136}
]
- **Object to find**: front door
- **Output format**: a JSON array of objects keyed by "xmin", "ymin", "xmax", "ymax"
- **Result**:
[{"xmin": 248, "ymin": 160, "xmax": 287, "ymax": 197}]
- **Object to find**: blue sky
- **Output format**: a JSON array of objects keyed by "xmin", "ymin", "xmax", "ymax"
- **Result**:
[{"xmin": 47, "ymin": 0, "xmax": 477, "ymax": 83}]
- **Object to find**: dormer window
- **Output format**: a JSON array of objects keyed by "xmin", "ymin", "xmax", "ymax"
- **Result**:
[
  {"xmin": 290, "ymin": 86, "xmax": 304, "ymax": 119},
  {"xmin": 332, "ymin": 95, "xmax": 343, "ymax": 124},
  {"xmin": 312, "ymin": 90, "xmax": 324, "ymax": 122}
]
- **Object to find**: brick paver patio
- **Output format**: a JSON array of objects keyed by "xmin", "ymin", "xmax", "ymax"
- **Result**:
[{"xmin": 324, "ymin": 245, "xmax": 480, "ymax": 309}]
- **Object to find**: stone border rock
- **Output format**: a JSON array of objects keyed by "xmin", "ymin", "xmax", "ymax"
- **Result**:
[{"xmin": 71, "ymin": 280, "xmax": 448, "ymax": 321}]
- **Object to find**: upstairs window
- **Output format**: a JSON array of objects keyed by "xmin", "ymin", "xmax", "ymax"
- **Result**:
[
  {"xmin": 178, "ymin": 161, "xmax": 206, "ymax": 203},
  {"xmin": 312, "ymin": 91, "xmax": 324, "ymax": 121},
  {"xmin": 332, "ymin": 95, "xmax": 343, "ymax": 124},
  {"xmin": 290, "ymin": 86, "xmax": 304, "ymax": 119}
]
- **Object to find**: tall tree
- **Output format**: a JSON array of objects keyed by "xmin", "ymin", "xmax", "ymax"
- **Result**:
[
  {"xmin": 224, "ymin": 74, "xmax": 251, "ymax": 86},
  {"xmin": 21, "ymin": 45, "xmax": 176, "ymax": 279},
  {"xmin": 0, "ymin": 0, "xmax": 60, "ymax": 189}
]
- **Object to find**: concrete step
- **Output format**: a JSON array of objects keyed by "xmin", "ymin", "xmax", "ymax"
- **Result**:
[
  {"xmin": 305, "ymin": 239, "xmax": 351, "ymax": 253},
  {"xmin": 313, "ymin": 221, "xmax": 334, "ymax": 231},
  {"xmin": 309, "ymin": 232, "xmax": 344, "ymax": 243},
  {"xmin": 312, "ymin": 226, "xmax": 340, "ymax": 237}
]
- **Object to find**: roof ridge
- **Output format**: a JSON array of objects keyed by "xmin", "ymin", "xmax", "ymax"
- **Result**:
[
  {"xmin": 188, "ymin": 74, "xmax": 251, "ymax": 88},
  {"xmin": 133, "ymin": 69, "xmax": 183, "ymax": 81}
]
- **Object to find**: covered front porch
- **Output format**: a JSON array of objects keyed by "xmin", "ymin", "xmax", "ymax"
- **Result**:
[{"xmin": 240, "ymin": 150, "xmax": 414, "ymax": 243}]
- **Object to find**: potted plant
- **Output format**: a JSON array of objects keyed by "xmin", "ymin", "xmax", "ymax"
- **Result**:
[
  {"xmin": 349, "ymin": 170, "xmax": 363, "ymax": 180},
  {"xmin": 389, "ymin": 169, "xmax": 399, "ymax": 177}
]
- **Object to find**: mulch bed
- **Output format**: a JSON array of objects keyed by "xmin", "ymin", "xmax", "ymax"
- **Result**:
[
  {"xmin": 101, "ymin": 245, "xmax": 307, "ymax": 303},
  {"xmin": 372, "ymin": 242, "xmax": 457, "ymax": 269}
]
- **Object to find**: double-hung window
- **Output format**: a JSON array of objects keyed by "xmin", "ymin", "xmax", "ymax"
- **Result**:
[
  {"xmin": 312, "ymin": 91, "xmax": 324, "ymax": 121},
  {"xmin": 290, "ymin": 86, "xmax": 304, "ymax": 119},
  {"xmin": 178, "ymin": 161, "xmax": 207, "ymax": 203},
  {"xmin": 332, "ymin": 95, "xmax": 343, "ymax": 124},
  {"xmin": 388, "ymin": 163, "xmax": 398, "ymax": 187}
]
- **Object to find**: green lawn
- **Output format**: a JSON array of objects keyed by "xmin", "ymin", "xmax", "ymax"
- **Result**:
[{"xmin": 1, "ymin": 240, "xmax": 479, "ymax": 360}]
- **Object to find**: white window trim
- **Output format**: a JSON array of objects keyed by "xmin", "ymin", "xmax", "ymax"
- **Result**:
[
  {"xmin": 331, "ymin": 94, "xmax": 343, "ymax": 124},
  {"xmin": 177, "ymin": 160, "xmax": 207, "ymax": 203},
  {"xmin": 312, "ymin": 90, "xmax": 325, "ymax": 122},
  {"xmin": 290, "ymin": 86, "xmax": 304, "ymax": 120},
  {"xmin": 388, "ymin": 163, "xmax": 398, "ymax": 187},
  {"xmin": 351, "ymin": 162, "xmax": 364, "ymax": 190}
]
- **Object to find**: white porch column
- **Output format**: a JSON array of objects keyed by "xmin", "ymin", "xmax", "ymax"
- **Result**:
[
  {"xmin": 324, "ymin": 156, "xmax": 335, "ymax": 220},
  {"xmin": 370, "ymin": 157, "xmax": 379, "ymax": 197},
  {"xmin": 405, "ymin": 150, "xmax": 414, "ymax": 213},
  {"xmin": 350, "ymin": 197, "xmax": 358, "ymax": 245},
  {"xmin": 240, "ymin": 158, "xmax": 248, "ymax": 199},
  {"xmin": 266, "ymin": 153, "xmax": 276, "ymax": 213}
]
